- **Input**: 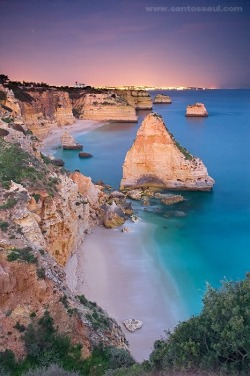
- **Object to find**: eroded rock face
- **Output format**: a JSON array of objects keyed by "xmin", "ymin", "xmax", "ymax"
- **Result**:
[
  {"xmin": 102, "ymin": 201, "xmax": 128, "ymax": 229},
  {"xmin": 16, "ymin": 89, "xmax": 75, "ymax": 138},
  {"xmin": 69, "ymin": 171, "xmax": 104, "ymax": 208},
  {"xmin": 0, "ymin": 123, "xmax": 129, "ymax": 362},
  {"xmin": 186, "ymin": 103, "xmax": 208, "ymax": 117},
  {"xmin": 115, "ymin": 90, "xmax": 153, "ymax": 110},
  {"xmin": 0, "ymin": 249, "xmax": 128, "ymax": 360},
  {"xmin": 61, "ymin": 131, "xmax": 83, "ymax": 150},
  {"xmin": 73, "ymin": 93, "xmax": 138, "ymax": 122},
  {"xmin": 0, "ymin": 86, "xmax": 22, "ymax": 116},
  {"xmin": 153, "ymin": 94, "xmax": 172, "ymax": 104},
  {"xmin": 121, "ymin": 113, "xmax": 214, "ymax": 191}
]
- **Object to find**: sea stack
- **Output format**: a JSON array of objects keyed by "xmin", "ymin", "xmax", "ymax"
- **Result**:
[
  {"xmin": 60, "ymin": 132, "xmax": 83, "ymax": 150},
  {"xmin": 186, "ymin": 103, "xmax": 208, "ymax": 117},
  {"xmin": 120, "ymin": 113, "xmax": 214, "ymax": 191},
  {"xmin": 153, "ymin": 94, "xmax": 172, "ymax": 104}
]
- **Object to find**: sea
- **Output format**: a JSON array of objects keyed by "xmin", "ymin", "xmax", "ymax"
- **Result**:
[{"xmin": 56, "ymin": 89, "xmax": 250, "ymax": 320}]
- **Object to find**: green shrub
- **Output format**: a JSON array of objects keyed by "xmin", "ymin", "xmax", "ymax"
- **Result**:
[
  {"xmin": 32, "ymin": 193, "xmax": 41, "ymax": 203},
  {"xmin": 0, "ymin": 349, "xmax": 17, "ymax": 374},
  {"xmin": 36, "ymin": 267, "xmax": 46, "ymax": 279},
  {"xmin": 0, "ymin": 90, "xmax": 7, "ymax": 101},
  {"xmin": 1, "ymin": 117, "xmax": 13, "ymax": 123},
  {"xmin": 106, "ymin": 347, "xmax": 135, "ymax": 370},
  {"xmin": 0, "ymin": 198, "xmax": 17, "ymax": 209},
  {"xmin": 149, "ymin": 275, "xmax": 250, "ymax": 375},
  {"xmin": 59, "ymin": 294, "xmax": 69, "ymax": 308},
  {"xmin": 23, "ymin": 364, "xmax": 80, "ymax": 375},
  {"xmin": 0, "ymin": 220, "xmax": 9, "ymax": 231},
  {"xmin": 7, "ymin": 247, "xmax": 37, "ymax": 264},
  {"xmin": 14, "ymin": 321, "xmax": 26, "ymax": 333},
  {"xmin": 0, "ymin": 139, "xmax": 57, "ymax": 193}
]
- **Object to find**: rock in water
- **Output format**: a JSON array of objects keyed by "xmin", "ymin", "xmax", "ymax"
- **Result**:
[
  {"xmin": 186, "ymin": 103, "xmax": 208, "ymax": 117},
  {"xmin": 61, "ymin": 132, "xmax": 83, "ymax": 150},
  {"xmin": 120, "ymin": 113, "xmax": 214, "ymax": 191},
  {"xmin": 123, "ymin": 319, "xmax": 143, "ymax": 332},
  {"xmin": 78, "ymin": 152, "xmax": 93, "ymax": 158},
  {"xmin": 153, "ymin": 94, "xmax": 172, "ymax": 104}
]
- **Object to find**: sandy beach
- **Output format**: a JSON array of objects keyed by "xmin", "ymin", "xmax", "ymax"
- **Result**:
[
  {"xmin": 65, "ymin": 220, "xmax": 186, "ymax": 362},
  {"xmin": 41, "ymin": 119, "xmax": 105, "ymax": 155},
  {"xmin": 40, "ymin": 117, "xmax": 186, "ymax": 361}
]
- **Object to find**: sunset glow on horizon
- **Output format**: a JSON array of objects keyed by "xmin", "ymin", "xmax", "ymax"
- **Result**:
[{"xmin": 0, "ymin": 0, "xmax": 249, "ymax": 88}]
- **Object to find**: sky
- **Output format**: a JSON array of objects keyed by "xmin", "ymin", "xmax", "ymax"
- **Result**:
[{"xmin": 0, "ymin": 0, "xmax": 249, "ymax": 88}]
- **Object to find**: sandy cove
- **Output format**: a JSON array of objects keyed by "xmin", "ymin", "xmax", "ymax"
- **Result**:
[
  {"xmin": 65, "ymin": 221, "xmax": 186, "ymax": 362},
  {"xmin": 41, "ymin": 118, "xmax": 186, "ymax": 361},
  {"xmin": 40, "ymin": 119, "xmax": 105, "ymax": 155}
]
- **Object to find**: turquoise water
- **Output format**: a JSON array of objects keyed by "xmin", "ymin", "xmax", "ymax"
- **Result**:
[{"xmin": 56, "ymin": 90, "xmax": 250, "ymax": 317}]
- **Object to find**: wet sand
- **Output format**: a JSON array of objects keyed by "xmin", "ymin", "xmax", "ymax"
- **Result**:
[{"xmin": 65, "ymin": 220, "xmax": 186, "ymax": 362}]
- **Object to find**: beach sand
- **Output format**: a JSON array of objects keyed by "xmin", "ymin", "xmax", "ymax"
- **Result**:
[
  {"xmin": 65, "ymin": 219, "xmax": 186, "ymax": 362},
  {"xmin": 41, "ymin": 119, "xmax": 105, "ymax": 155}
]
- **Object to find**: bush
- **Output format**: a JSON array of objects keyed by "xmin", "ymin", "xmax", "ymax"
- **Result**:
[
  {"xmin": 0, "ymin": 90, "xmax": 7, "ymax": 101},
  {"xmin": 36, "ymin": 267, "xmax": 46, "ymax": 279},
  {"xmin": 23, "ymin": 364, "xmax": 80, "ymax": 376},
  {"xmin": 32, "ymin": 193, "xmax": 41, "ymax": 203},
  {"xmin": 0, "ymin": 138, "xmax": 57, "ymax": 192},
  {"xmin": 149, "ymin": 275, "xmax": 250, "ymax": 375},
  {"xmin": 7, "ymin": 247, "xmax": 37, "ymax": 264},
  {"xmin": 107, "ymin": 347, "xmax": 135, "ymax": 370},
  {"xmin": 14, "ymin": 321, "xmax": 26, "ymax": 332},
  {"xmin": 0, "ymin": 197, "xmax": 17, "ymax": 209},
  {"xmin": 0, "ymin": 220, "xmax": 9, "ymax": 231}
]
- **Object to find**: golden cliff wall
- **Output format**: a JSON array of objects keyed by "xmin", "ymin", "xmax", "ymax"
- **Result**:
[
  {"xmin": 115, "ymin": 90, "xmax": 153, "ymax": 110},
  {"xmin": 73, "ymin": 93, "xmax": 138, "ymax": 122},
  {"xmin": 0, "ymin": 125, "xmax": 128, "ymax": 360},
  {"xmin": 16, "ymin": 89, "xmax": 75, "ymax": 138},
  {"xmin": 121, "ymin": 113, "xmax": 214, "ymax": 191}
]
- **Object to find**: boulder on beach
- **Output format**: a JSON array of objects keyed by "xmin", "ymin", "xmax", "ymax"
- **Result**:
[
  {"xmin": 153, "ymin": 94, "xmax": 172, "ymax": 104},
  {"xmin": 186, "ymin": 103, "xmax": 208, "ymax": 117},
  {"xmin": 60, "ymin": 131, "xmax": 83, "ymax": 150},
  {"xmin": 123, "ymin": 319, "xmax": 143, "ymax": 332},
  {"xmin": 102, "ymin": 201, "xmax": 128, "ymax": 229}
]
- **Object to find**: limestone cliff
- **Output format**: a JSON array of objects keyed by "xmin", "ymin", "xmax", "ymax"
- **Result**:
[
  {"xmin": 186, "ymin": 103, "xmax": 208, "ymax": 117},
  {"xmin": 121, "ymin": 113, "xmax": 214, "ymax": 191},
  {"xmin": 0, "ymin": 243, "xmax": 127, "ymax": 360},
  {"xmin": 73, "ymin": 93, "xmax": 138, "ymax": 122},
  {"xmin": 0, "ymin": 125, "xmax": 128, "ymax": 361},
  {"xmin": 153, "ymin": 94, "xmax": 172, "ymax": 104},
  {"xmin": 13, "ymin": 88, "xmax": 75, "ymax": 138},
  {"xmin": 115, "ymin": 90, "xmax": 153, "ymax": 110}
]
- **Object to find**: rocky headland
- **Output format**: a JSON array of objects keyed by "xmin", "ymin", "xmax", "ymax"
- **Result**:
[
  {"xmin": 186, "ymin": 102, "xmax": 208, "ymax": 117},
  {"xmin": 73, "ymin": 92, "xmax": 138, "ymax": 122},
  {"xmin": 0, "ymin": 85, "xmax": 75, "ymax": 139},
  {"xmin": 114, "ymin": 90, "xmax": 153, "ymax": 110},
  {"xmin": 153, "ymin": 94, "xmax": 172, "ymax": 104},
  {"xmin": 120, "ymin": 113, "xmax": 214, "ymax": 191}
]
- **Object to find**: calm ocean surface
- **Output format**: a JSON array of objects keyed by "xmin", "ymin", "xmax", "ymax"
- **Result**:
[{"xmin": 56, "ymin": 90, "xmax": 250, "ymax": 317}]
